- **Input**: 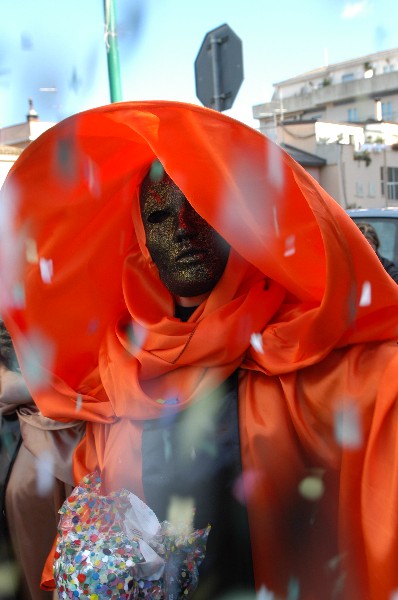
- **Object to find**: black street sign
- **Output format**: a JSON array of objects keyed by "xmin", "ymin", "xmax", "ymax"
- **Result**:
[{"xmin": 195, "ymin": 23, "xmax": 244, "ymax": 112}]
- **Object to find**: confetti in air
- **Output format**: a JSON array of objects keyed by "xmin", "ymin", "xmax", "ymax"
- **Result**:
[
  {"xmin": 11, "ymin": 283, "xmax": 25, "ymax": 308},
  {"xmin": 359, "ymin": 281, "xmax": 372, "ymax": 306},
  {"xmin": 334, "ymin": 401, "xmax": 362, "ymax": 449},
  {"xmin": 84, "ymin": 157, "xmax": 101, "ymax": 198},
  {"xmin": 257, "ymin": 586, "xmax": 277, "ymax": 600},
  {"xmin": 284, "ymin": 234, "xmax": 296, "ymax": 257},
  {"xmin": 35, "ymin": 450, "xmax": 55, "ymax": 496},
  {"xmin": 272, "ymin": 206, "xmax": 280, "ymax": 238},
  {"xmin": 87, "ymin": 319, "xmax": 99, "ymax": 334},
  {"xmin": 287, "ymin": 577, "xmax": 300, "ymax": 600},
  {"xmin": 76, "ymin": 394, "xmax": 83, "ymax": 412},
  {"xmin": 126, "ymin": 321, "xmax": 147, "ymax": 352},
  {"xmin": 55, "ymin": 137, "xmax": 78, "ymax": 182},
  {"xmin": 250, "ymin": 333, "xmax": 264, "ymax": 354},
  {"xmin": 149, "ymin": 159, "xmax": 165, "ymax": 182},
  {"xmin": 298, "ymin": 472, "xmax": 325, "ymax": 501},
  {"xmin": 167, "ymin": 495, "xmax": 195, "ymax": 534},
  {"xmin": 233, "ymin": 469, "xmax": 259, "ymax": 505},
  {"xmin": 18, "ymin": 329, "xmax": 55, "ymax": 391},
  {"xmin": 0, "ymin": 562, "xmax": 19, "ymax": 597},
  {"xmin": 39, "ymin": 257, "xmax": 54, "ymax": 284},
  {"xmin": 25, "ymin": 237, "xmax": 38, "ymax": 263},
  {"xmin": 268, "ymin": 141, "xmax": 285, "ymax": 191}
]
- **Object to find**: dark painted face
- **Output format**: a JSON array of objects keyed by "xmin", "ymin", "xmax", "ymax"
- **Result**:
[{"xmin": 139, "ymin": 169, "xmax": 230, "ymax": 298}]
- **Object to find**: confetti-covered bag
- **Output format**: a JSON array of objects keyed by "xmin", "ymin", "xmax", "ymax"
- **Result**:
[{"xmin": 54, "ymin": 472, "xmax": 210, "ymax": 599}]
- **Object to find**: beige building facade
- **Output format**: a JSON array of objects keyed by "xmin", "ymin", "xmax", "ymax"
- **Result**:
[
  {"xmin": 0, "ymin": 144, "xmax": 22, "ymax": 188},
  {"xmin": 0, "ymin": 99, "xmax": 55, "ymax": 188},
  {"xmin": 253, "ymin": 47, "xmax": 398, "ymax": 208}
]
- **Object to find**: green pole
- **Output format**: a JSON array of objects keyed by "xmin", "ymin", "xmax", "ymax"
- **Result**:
[{"xmin": 104, "ymin": 0, "xmax": 122, "ymax": 102}]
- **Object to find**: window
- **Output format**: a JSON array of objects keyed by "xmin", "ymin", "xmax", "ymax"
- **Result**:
[
  {"xmin": 355, "ymin": 182, "xmax": 364, "ymax": 197},
  {"xmin": 367, "ymin": 182, "xmax": 376, "ymax": 198},
  {"xmin": 382, "ymin": 101, "xmax": 393, "ymax": 120},
  {"xmin": 381, "ymin": 166, "xmax": 398, "ymax": 200},
  {"xmin": 351, "ymin": 216, "xmax": 398, "ymax": 263},
  {"xmin": 348, "ymin": 108, "xmax": 358, "ymax": 122},
  {"xmin": 342, "ymin": 73, "xmax": 354, "ymax": 82}
]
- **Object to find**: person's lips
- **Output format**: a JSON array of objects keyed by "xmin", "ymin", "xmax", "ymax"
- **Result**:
[{"xmin": 176, "ymin": 247, "xmax": 207, "ymax": 263}]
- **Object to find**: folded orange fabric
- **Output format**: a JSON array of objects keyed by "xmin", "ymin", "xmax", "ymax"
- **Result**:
[{"xmin": 1, "ymin": 101, "xmax": 398, "ymax": 599}]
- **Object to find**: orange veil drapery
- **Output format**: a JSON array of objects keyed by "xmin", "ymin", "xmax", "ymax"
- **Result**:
[{"xmin": 1, "ymin": 101, "xmax": 398, "ymax": 598}]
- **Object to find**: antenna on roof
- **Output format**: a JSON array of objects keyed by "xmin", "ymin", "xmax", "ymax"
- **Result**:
[{"xmin": 26, "ymin": 98, "xmax": 39, "ymax": 122}]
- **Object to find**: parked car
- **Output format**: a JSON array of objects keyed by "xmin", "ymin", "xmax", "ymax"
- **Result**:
[{"xmin": 346, "ymin": 207, "xmax": 398, "ymax": 266}]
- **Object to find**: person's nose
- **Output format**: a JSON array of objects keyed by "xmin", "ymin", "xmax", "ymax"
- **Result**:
[{"xmin": 175, "ymin": 199, "xmax": 197, "ymax": 240}]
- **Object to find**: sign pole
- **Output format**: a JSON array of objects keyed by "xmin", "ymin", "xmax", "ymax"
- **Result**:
[
  {"xmin": 210, "ymin": 33, "xmax": 222, "ymax": 111},
  {"xmin": 195, "ymin": 24, "xmax": 243, "ymax": 113},
  {"xmin": 104, "ymin": 0, "xmax": 122, "ymax": 103}
]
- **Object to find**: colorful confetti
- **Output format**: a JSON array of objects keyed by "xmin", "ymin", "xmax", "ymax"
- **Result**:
[{"xmin": 54, "ymin": 472, "xmax": 210, "ymax": 599}]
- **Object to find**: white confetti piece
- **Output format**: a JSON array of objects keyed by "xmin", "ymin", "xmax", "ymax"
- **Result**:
[
  {"xmin": 334, "ymin": 401, "xmax": 362, "ymax": 449},
  {"xmin": 76, "ymin": 394, "xmax": 83, "ymax": 412},
  {"xmin": 272, "ymin": 206, "xmax": 280, "ymax": 238},
  {"xmin": 35, "ymin": 450, "xmax": 54, "ymax": 496},
  {"xmin": 19, "ymin": 329, "xmax": 55, "ymax": 392},
  {"xmin": 11, "ymin": 283, "xmax": 25, "ymax": 308},
  {"xmin": 257, "ymin": 585, "xmax": 276, "ymax": 600},
  {"xmin": 39, "ymin": 257, "xmax": 54, "ymax": 284},
  {"xmin": 84, "ymin": 157, "xmax": 101, "ymax": 198},
  {"xmin": 268, "ymin": 141, "xmax": 285, "ymax": 191},
  {"xmin": 127, "ymin": 321, "xmax": 147, "ymax": 351},
  {"xmin": 284, "ymin": 234, "xmax": 296, "ymax": 257},
  {"xmin": 359, "ymin": 281, "xmax": 372, "ymax": 306},
  {"xmin": 250, "ymin": 332, "xmax": 264, "ymax": 354},
  {"xmin": 167, "ymin": 495, "xmax": 195, "ymax": 535}
]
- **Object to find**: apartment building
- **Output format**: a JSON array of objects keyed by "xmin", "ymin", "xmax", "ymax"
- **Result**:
[{"xmin": 253, "ymin": 47, "xmax": 398, "ymax": 208}]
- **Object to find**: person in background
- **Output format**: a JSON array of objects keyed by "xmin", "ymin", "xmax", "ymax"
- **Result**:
[
  {"xmin": 0, "ymin": 319, "xmax": 26, "ymax": 600},
  {"xmin": 0, "ymin": 319, "xmax": 84, "ymax": 600},
  {"xmin": 1, "ymin": 101, "xmax": 398, "ymax": 600},
  {"xmin": 356, "ymin": 221, "xmax": 398, "ymax": 283}
]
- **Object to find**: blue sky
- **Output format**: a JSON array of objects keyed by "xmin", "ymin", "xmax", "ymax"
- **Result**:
[{"xmin": 0, "ymin": 0, "xmax": 397, "ymax": 129}]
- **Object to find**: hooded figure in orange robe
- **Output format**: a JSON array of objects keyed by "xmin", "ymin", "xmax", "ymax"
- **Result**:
[{"xmin": 1, "ymin": 101, "xmax": 398, "ymax": 600}]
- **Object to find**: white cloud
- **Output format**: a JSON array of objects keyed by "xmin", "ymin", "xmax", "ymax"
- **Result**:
[{"xmin": 341, "ymin": 1, "xmax": 369, "ymax": 19}]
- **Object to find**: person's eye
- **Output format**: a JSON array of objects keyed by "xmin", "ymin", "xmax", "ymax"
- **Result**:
[{"xmin": 147, "ymin": 210, "xmax": 170, "ymax": 224}]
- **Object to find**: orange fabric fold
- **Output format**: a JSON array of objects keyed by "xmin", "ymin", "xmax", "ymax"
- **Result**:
[{"xmin": 1, "ymin": 101, "xmax": 398, "ymax": 598}]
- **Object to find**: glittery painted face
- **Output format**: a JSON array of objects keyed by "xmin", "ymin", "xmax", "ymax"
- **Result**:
[{"xmin": 140, "ymin": 170, "xmax": 230, "ymax": 298}]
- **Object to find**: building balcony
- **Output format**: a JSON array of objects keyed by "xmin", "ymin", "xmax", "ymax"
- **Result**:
[{"xmin": 253, "ymin": 71, "xmax": 398, "ymax": 120}]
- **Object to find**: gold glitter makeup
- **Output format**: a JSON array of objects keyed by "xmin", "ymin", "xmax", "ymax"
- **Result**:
[{"xmin": 139, "ymin": 166, "xmax": 230, "ymax": 299}]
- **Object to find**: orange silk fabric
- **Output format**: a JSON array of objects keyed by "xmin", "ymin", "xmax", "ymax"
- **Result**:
[{"xmin": 1, "ymin": 101, "xmax": 398, "ymax": 598}]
